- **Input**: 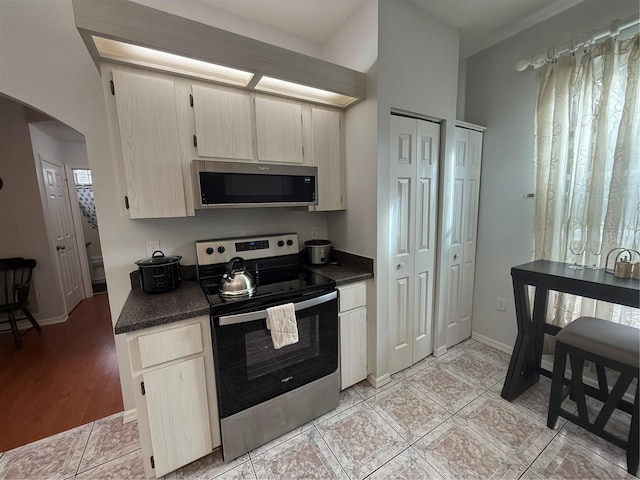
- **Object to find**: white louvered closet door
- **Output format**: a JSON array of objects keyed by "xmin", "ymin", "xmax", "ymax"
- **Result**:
[{"xmin": 389, "ymin": 115, "xmax": 440, "ymax": 375}]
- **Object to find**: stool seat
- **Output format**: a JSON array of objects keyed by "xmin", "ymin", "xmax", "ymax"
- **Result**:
[
  {"xmin": 548, "ymin": 316, "xmax": 639, "ymax": 476},
  {"xmin": 556, "ymin": 316, "xmax": 639, "ymax": 368}
]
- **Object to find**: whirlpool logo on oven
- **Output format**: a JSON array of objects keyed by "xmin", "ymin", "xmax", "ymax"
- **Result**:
[{"xmin": 281, "ymin": 376, "xmax": 293, "ymax": 383}]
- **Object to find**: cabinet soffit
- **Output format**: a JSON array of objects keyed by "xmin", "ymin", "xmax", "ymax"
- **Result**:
[{"xmin": 71, "ymin": 0, "xmax": 367, "ymax": 108}]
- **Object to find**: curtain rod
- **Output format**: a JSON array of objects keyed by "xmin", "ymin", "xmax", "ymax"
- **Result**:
[{"xmin": 515, "ymin": 14, "xmax": 639, "ymax": 72}]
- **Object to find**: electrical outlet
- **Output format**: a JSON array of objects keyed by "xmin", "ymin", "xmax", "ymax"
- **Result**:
[
  {"xmin": 496, "ymin": 297, "xmax": 507, "ymax": 312},
  {"xmin": 310, "ymin": 226, "xmax": 319, "ymax": 239},
  {"xmin": 146, "ymin": 240, "xmax": 160, "ymax": 258}
]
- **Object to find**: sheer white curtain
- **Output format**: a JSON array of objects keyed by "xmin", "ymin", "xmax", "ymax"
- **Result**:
[{"xmin": 534, "ymin": 34, "xmax": 639, "ymax": 329}]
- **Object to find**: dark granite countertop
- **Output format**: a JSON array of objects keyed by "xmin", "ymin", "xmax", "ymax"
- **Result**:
[
  {"xmin": 303, "ymin": 263, "xmax": 373, "ymax": 286},
  {"xmin": 114, "ymin": 280, "xmax": 209, "ymax": 334},
  {"xmin": 302, "ymin": 250, "xmax": 374, "ymax": 286},
  {"xmin": 115, "ymin": 250, "xmax": 373, "ymax": 334}
]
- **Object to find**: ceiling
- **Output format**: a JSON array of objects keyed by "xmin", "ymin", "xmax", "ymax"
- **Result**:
[
  {"xmin": 199, "ymin": 0, "xmax": 584, "ymax": 58},
  {"xmin": 198, "ymin": 0, "xmax": 366, "ymax": 44}
]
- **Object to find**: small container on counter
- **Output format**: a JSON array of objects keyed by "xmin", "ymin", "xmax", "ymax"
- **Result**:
[{"xmin": 135, "ymin": 251, "xmax": 182, "ymax": 293}]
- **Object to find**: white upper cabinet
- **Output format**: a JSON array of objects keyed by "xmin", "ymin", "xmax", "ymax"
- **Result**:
[
  {"xmin": 111, "ymin": 69, "xmax": 187, "ymax": 218},
  {"xmin": 255, "ymin": 96, "xmax": 304, "ymax": 164},
  {"xmin": 311, "ymin": 108, "xmax": 345, "ymax": 211},
  {"xmin": 192, "ymin": 85, "xmax": 254, "ymax": 160}
]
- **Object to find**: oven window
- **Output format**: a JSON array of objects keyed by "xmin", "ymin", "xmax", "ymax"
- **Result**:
[
  {"xmin": 212, "ymin": 295, "xmax": 338, "ymax": 418},
  {"xmin": 245, "ymin": 315, "xmax": 319, "ymax": 381}
]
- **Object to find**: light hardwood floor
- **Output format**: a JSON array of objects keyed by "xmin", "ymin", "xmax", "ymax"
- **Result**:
[{"xmin": 0, "ymin": 294, "xmax": 123, "ymax": 452}]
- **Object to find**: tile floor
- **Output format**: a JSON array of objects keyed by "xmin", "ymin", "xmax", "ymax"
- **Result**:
[{"xmin": 0, "ymin": 339, "xmax": 636, "ymax": 480}]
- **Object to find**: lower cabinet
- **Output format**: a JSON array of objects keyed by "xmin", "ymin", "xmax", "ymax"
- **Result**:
[
  {"xmin": 126, "ymin": 316, "xmax": 220, "ymax": 478},
  {"xmin": 338, "ymin": 282, "xmax": 367, "ymax": 390}
]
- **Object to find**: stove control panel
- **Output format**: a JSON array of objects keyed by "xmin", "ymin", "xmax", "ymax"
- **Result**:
[{"xmin": 196, "ymin": 233, "xmax": 299, "ymax": 266}]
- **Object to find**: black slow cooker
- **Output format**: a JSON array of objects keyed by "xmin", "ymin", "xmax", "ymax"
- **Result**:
[{"xmin": 135, "ymin": 251, "xmax": 182, "ymax": 293}]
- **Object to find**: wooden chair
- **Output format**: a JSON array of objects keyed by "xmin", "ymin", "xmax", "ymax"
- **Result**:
[
  {"xmin": 547, "ymin": 316, "xmax": 639, "ymax": 475},
  {"xmin": 0, "ymin": 257, "xmax": 41, "ymax": 348}
]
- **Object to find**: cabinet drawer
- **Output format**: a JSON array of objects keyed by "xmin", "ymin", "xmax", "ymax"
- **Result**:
[
  {"xmin": 338, "ymin": 282, "xmax": 366, "ymax": 313},
  {"xmin": 139, "ymin": 323, "xmax": 203, "ymax": 368}
]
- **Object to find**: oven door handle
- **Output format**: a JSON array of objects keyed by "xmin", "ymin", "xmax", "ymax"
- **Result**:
[{"xmin": 218, "ymin": 290, "xmax": 337, "ymax": 326}]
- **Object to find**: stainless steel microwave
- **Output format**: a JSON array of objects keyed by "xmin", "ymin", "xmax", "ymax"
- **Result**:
[{"xmin": 192, "ymin": 160, "xmax": 318, "ymax": 209}]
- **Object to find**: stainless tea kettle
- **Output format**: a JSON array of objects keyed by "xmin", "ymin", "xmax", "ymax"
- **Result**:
[{"xmin": 219, "ymin": 257, "xmax": 256, "ymax": 298}]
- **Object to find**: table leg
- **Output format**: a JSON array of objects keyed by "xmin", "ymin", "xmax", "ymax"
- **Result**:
[
  {"xmin": 501, "ymin": 273, "xmax": 539, "ymax": 400},
  {"xmin": 532, "ymin": 286, "xmax": 549, "ymax": 375}
]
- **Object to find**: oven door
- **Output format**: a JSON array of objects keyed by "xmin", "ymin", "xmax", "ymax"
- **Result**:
[{"xmin": 212, "ymin": 290, "xmax": 338, "ymax": 418}]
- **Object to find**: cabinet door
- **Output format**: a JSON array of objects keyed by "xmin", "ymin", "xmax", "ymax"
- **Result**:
[
  {"xmin": 311, "ymin": 108, "xmax": 344, "ymax": 211},
  {"xmin": 144, "ymin": 356, "xmax": 212, "ymax": 477},
  {"xmin": 339, "ymin": 308, "xmax": 367, "ymax": 389},
  {"xmin": 255, "ymin": 97, "xmax": 303, "ymax": 163},
  {"xmin": 192, "ymin": 85, "xmax": 254, "ymax": 160},
  {"xmin": 112, "ymin": 70, "xmax": 186, "ymax": 218}
]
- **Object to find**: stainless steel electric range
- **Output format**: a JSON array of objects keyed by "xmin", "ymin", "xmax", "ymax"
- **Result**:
[{"xmin": 196, "ymin": 233, "xmax": 339, "ymax": 462}]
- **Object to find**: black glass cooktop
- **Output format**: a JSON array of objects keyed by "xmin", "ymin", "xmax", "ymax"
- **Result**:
[{"xmin": 199, "ymin": 264, "xmax": 335, "ymax": 317}]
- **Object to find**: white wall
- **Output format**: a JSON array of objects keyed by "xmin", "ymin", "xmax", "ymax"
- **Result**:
[
  {"xmin": 464, "ymin": 0, "xmax": 640, "ymax": 350},
  {"xmin": 61, "ymin": 142, "xmax": 89, "ymax": 167},
  {"xmin": 374, "ymin": 0, "xmax": 460, "ymax": 378},
  {"xmin": 323, "ymin": 0, "xmax": 379, "ymax": 260}
]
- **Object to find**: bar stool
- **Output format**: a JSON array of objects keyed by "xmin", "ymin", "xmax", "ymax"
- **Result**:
[{"xmin": 547, "ymin": 316, "xmax": 639, "ymax": 475}]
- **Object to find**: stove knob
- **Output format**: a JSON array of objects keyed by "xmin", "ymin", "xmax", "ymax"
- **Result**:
[
  {"xmin": 286, "ymin": 239, "xmax": 293, "ymax": 246},
  {"xmin": 218, "ymin": 246, "xmax": 226, "ymax": 254},
  {"xmin": 277, "ymin": 240, "xmax": 285, "ymax": 247},
  {"xmin": 205, "ymin": 247, "xmax": 214, "ymax": 255}
]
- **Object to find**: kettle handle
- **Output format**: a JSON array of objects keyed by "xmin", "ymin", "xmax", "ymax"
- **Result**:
[{"xmin": 225, "ymin": 257, "xmax": 245, "ymax": 275}]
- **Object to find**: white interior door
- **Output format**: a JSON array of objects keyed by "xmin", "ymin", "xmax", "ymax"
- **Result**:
[
  {"xmin": 42, "ymin": 157, "xmax": 84, "ymax": 313},
  {"xmin": 446, "ymin": 127, "xmax": 483, "ymax": 347},
  {"xmin": 389, "ymin": 115, "xmax": 439, "ymax": 374}
]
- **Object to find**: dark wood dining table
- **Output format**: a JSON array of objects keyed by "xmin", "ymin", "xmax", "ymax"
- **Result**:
[{"xmin": 501, "ymin": 260, "xmax": 640, "ymax": 401}]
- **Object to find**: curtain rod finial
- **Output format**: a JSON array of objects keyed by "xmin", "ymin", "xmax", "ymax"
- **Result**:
[{"xmin": 515, "ymin": 58, "xmax": 530, "ymax": 72}]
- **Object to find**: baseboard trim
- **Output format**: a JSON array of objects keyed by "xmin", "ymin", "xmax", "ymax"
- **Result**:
[
  {"xmin": 472, "ymin": 332, "xmax": 513, "ymax": 355},
  {"xmin": 123, "ymin": 408, "xmax": 137, "ymax": 424},
  {"xmin": 366, "ymin": 373, "xmax": 391, "ymax": 389},
  {"xmin": 0, "ymin": 314, "xmax": 68, "ymax": 333},
  {"xmin": 433, "ymin": 345, "xmax": 447, "ymax": 357}
]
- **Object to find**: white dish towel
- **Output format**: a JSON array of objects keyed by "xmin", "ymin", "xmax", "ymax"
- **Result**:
[{"xmin": 266, "ymin": 303, "xmax": 299, "ymax": 349}]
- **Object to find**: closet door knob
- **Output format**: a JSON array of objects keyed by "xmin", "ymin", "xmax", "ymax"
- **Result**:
[{"xmin": 397, "ymin": 262, "xmax": 405, "ymax": 270}]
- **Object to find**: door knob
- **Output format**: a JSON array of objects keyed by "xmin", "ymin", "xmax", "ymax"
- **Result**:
[
  {"xmin": 397, "ymin": 262, "xmax": 405, "ymax": 270},
  {"xmin": 56, "ymin": 245, "xmax": 66, "ymax": 251},
  {"xmin": 453, "ymin": 254, "xmax": 458, "ymax": 260}
]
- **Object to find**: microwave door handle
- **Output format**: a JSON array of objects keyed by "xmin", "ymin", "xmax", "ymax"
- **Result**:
[{"xmin": 218, "ymin": 291, "xmax": 337, "ymax": 326}]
